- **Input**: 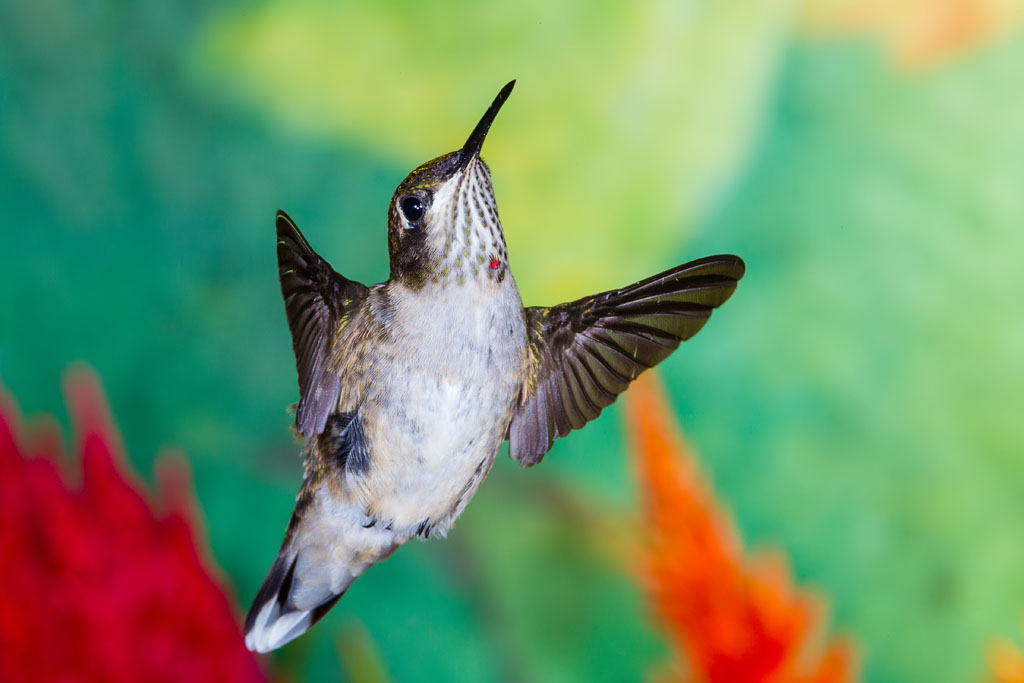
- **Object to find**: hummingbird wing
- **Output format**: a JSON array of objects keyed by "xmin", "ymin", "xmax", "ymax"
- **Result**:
[
  {"xmin": 276, "ymin": 210, "xmax": 369, "ymax": 437},
  {"xmin": 508, "ymin": 255, "xmax": 744, "ymax": 467}
]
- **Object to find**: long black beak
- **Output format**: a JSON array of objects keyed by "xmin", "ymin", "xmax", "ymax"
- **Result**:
[{"xmin": 456, "ymin": 80, "xmax": 515, "ymax": 170}]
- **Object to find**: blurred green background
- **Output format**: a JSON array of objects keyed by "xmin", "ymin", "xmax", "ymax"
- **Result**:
[{"xmin": 2, "ymin": 0, "xmax": 1023, "ymax": 680}]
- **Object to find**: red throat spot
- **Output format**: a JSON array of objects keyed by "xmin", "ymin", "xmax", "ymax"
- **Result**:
[{"xmin": 489, "ymin": 258, "xmax": 500, "ymax": 270}]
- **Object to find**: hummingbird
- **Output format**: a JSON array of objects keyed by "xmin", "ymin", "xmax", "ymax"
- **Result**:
[{"xmin": 244, "ymin": 80, "xmax": 745, "ymax": 652}]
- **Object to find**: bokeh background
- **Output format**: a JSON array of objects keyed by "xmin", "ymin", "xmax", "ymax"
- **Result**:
[{"xmin": 3, "ymin": 0, "xmax": 1024, "ymax": 680}]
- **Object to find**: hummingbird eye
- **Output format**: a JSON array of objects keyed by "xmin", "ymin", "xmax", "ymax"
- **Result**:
[{"xmin": 400, "ymin": 196, "xmax": 425, "ymax": 223}]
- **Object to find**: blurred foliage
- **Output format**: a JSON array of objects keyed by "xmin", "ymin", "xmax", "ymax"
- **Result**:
[
  {"xmin": 192, "ymin": 0, "xmax": 789, "ymax": 298},
  {"xmin": 2, "ymin": 0, "xmax": 1023, "ymax": 681}
]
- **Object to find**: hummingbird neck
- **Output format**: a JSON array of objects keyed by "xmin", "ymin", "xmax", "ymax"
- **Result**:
[{"xmin": 431, "ymin": 157, "xmax": 509, "ymax": 287}]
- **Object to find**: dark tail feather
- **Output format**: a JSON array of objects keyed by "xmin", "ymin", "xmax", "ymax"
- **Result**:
[{"xmin": 243, "ymin": 551, "xmax": 346, "ymax": 653}]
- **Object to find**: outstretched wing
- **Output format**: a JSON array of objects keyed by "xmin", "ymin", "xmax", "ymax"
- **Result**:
[
  {"xmin": 508, "ymin": 255, "xmax": 744, "ymax": 467},
  {"xmin": 276, "ymin": 210, "xmax": 369, "ymax": 437}
]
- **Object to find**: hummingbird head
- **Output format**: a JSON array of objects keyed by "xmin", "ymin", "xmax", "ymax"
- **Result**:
[{"xmin": 387, "ymin": 80, "xmax": 515, "ymax": 289}]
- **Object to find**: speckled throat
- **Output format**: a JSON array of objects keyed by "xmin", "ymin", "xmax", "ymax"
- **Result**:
[{"xmin": 431, "ymin": 157, "xmax": 508, "ymax": 286}]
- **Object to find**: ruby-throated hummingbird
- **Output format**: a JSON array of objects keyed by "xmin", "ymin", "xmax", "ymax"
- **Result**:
[{"xmin": 244, "ymin": 80, "xmax": 744, "ymax": 652}]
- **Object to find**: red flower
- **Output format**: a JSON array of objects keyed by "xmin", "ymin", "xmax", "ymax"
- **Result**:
[
  {"xmin": 0, "ymin": 368, "xmax": 264, "ymax": 682},
  {"xmin": 624, "ymin": 373, "xmax": 857, "ymax": 683}
]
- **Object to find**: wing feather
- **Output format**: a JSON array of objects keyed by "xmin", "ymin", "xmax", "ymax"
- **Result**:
[
  {"xmin": 276, "ymin": 210, "xmax": 368, "ymax": 437},
  {"xmin": 509, "ymin": 255, "xmax": 744, "ymax": 466}
]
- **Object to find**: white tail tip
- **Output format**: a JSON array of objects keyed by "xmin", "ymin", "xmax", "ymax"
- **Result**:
[{"xmin": 244, "ymin": 599, "xmax": 315, "ymax": 653}]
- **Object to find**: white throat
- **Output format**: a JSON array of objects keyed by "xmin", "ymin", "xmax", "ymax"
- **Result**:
[{"xmin": 426, "ymin": 158, "xmax": 509, "ymax": 285}]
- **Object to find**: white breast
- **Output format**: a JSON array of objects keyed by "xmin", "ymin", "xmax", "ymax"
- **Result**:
[{"xmin": 358, "ymin": 278, "xmax": 526, "ymax": 536}]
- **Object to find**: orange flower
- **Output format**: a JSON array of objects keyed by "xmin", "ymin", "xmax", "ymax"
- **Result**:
[
  {"xmin": 624, "ymin": 373, "xmax": 856, "ymax": 683},
  {"xmin": 988, "ymin": 618, "xmax": 1024, "ymax": 683},
  {"xmin": 800, "ymin": 0, "xmax": 1024, "ymax": 70}
]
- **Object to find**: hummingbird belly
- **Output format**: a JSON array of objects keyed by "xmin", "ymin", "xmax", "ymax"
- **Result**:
[{"xmin": 356, "ymin": 281, "xmax": 526, "ymax": 537}]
